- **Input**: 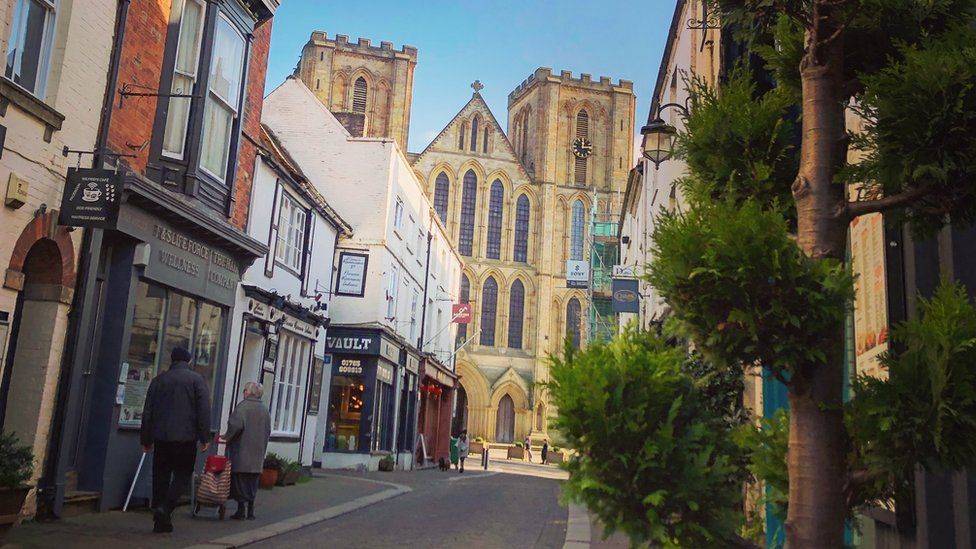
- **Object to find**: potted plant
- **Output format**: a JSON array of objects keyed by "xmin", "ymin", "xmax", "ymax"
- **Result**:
[
  {"xmin": 0, "ymin": 433, "xmax": 33, "ymax": 541},
  {"xmin": 507, "ymin": 441, "xmax": 525, "ymax": 460},
  {"xmin": 470, "ymin": 436, "xmax": 484, "ymax": 455},
  {"xmin": 260, "ymin": 453, "xmax": 283, "ymax": 489},
  {"xmin": 278, "ymin": 459, "xmax": 302, "ymax": 486},
  {"xmin": 549, "ymin": 446, "xmax": 565, "ymax": 465},
  {"xmin": 378, "ymin": 455, "xmax": 395, "ymax": 472}
]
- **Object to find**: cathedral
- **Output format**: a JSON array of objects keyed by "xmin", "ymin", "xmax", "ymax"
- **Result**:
[{"xmin": 295, "ymin": 32, "xmax": 635, "ymax": 443}]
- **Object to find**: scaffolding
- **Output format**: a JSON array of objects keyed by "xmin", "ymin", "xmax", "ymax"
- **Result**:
[{"xmin": 587, "ymin": 194, "xmax": 619, "ymax": 344}]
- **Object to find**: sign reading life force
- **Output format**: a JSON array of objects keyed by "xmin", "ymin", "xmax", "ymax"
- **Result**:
[{"xmin": 59, "ymin": 169, "xmax": 121, "ymax": 229}]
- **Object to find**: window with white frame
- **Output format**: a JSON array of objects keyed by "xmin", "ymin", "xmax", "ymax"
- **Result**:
[
  {"xmin": 386, "ymin": 265, "xmax": 398, "ymax": 319},
  {"xmin": 275, "ymin": 193, "xmax": 306, "ymax": 272},
  {"xmin": 161, "ymin": 0, "xmax": 205, "ymax": 158},
  {"xmin": 4, "ymin": 0, "xmax": 56, "ymax": 97},
  {"xmin": 393, "ymin": 197, "xmax": 404, "ymax": 232},
  {"xmin": 272, "ymin": 332, "xmax": 311, "ymax": 436},
  {"xmin": 416, "ymin": 230, "xmax": 424, "ymax": 258},
  {"xmin": 199, "ymin": 14, "xmax": 245, "ymax": 181},
  {"xmin": 409, "ymin": 289, "xmax": 419, "ymax": 342}
]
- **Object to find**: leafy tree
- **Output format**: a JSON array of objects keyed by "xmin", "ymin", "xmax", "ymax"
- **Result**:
[
  {"xmin": 644, "ymin": 0, "xmax": 976, "ymax": 545},
  {"xmin": 547, "ymin": 328, "xmax": 754, "ymax": 547}
]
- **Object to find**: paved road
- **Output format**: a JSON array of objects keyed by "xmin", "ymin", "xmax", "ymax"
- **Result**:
[{"xmin": 259, "ymin": 469, "xmax": 568, "ymax": 548}]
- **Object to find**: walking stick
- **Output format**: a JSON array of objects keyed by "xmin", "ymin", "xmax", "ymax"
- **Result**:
[{"xmin": 123, "ymin": 452, "xmax": 147, "ymax": 512}]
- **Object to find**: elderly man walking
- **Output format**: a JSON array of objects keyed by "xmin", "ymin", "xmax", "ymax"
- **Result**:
[
  {"xmin": 141, "ymin": 346, "xmax": 211, "ymax": 533},
  {"xmin": 220, "ymin": 382, "xmax": 271, "ymax": 520}
]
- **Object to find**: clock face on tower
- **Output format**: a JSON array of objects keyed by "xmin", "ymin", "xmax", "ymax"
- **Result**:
[{"xmin": 572, "ymin": 137, "xmax": 593, "ymax": 159}]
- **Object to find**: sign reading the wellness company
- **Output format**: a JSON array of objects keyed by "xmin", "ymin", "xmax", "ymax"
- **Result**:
[{"xmin": 117, "ymin": 205, "xmax": 241, "ymax": 306}]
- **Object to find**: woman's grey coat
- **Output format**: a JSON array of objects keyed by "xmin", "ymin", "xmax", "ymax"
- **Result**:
[{"xmin": 224, "ymin": 396, "xmax": 271, "ymax": 473}]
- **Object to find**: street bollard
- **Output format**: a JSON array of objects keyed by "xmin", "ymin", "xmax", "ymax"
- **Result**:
[{"xmin": 482, "ymin": 443, "xmax": 489, "ymax": 470}]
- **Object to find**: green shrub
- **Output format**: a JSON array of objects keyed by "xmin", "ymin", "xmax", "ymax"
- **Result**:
[
  {"xmin": 0, "ymin": 432, "xmax": 33, "ymax": 488},
  {"xmin": 514, "ymin": 441, "xmax": 524, "ymax": 448},
  {"xmin": 548, "ymin": 327, "xmax": 747, "ymax": 547},
  {"xmin": 474, "ymin": 436, "xmax": 485, "ymax": 443},
  {"xmin": 263, "ymin": 453, "xmax": 285, "ymax": 471}
]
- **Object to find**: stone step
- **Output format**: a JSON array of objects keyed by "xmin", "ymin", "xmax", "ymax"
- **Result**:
[{"xmin": 61, "ymin": 491, "xmax": 100, "ymax": 518}]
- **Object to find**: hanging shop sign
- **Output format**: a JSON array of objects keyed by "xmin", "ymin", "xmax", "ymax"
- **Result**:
[
  {"xmin": 59, "ymin": 169, "xmax": 121, "ymax": 229},
  {"xmin": 405, "ymin": 353, "xmax": 419, "ymax": 374},
  {"xmin": 566, "ymin": 260, "xmax": 589, "ymax": 289},
  {"xmin": 612, "ymin": 264, "xmax": 638, "ymax": 279},
  {"xmin": 452, "ymin": 303, "xmax": 471, "ymax": 324},
  {"xmin": 851, "ymin": 212, "xmax": 889, "ymax": 379},
  {"xmin": 335, "ymin": 252, "xmax": 368, "ymax": 297},
  {"xmin": 612, "ymin": 278, "xmax": 640, "ymax": 313}
]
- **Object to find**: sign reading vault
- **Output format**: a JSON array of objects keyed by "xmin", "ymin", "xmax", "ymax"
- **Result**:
[{"xmin": 59, "ymin": 169, "xmax": 121, "ymax": 229}]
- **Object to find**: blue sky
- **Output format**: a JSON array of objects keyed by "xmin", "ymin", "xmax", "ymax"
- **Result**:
[{"xmin": 265, "ymin": 1, "xmax": 676, "ymax": 155}]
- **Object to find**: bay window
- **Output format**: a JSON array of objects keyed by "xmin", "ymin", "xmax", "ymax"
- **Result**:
[
  {"xmin": 161, "ymin": 0, "xmax": 205, "ymax": 158},
  {"xmin": 4, "ymin": 0, "xmax": 56, "ymax": 97},
  {"xmin": 200, "ymin": 15, "xmax": 245, "ymax": 181}
]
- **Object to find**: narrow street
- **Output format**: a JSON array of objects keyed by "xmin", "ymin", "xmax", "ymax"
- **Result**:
[{"xmin": 264, "ymin": 469, "xmax": 568, "ymax": 548}]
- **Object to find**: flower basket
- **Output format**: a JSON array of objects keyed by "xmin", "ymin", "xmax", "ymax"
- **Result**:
[
  {"xmin": 0, "ymin": 433, "xmax": 32, "ymax": 541},
  {"xmin": 259, "ymin": 468, "xmax": 278, "ymax": 489},
  {"xmin": 507, "ymin": 446, "xmax": 525, "ymax": 460},
  {"xmin": 378, "ymin": 456, "xmax": 395, "ymax": 472},
  {"xmin": 548, "ymin": 451, "xmax": 565, "ymax": 465},
  {"xmin": 469, "ymin": 441, "xmax": 483, "ymax": 455}
]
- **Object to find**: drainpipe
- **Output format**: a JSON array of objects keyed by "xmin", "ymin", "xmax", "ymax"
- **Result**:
[{"xmin": 43, "ymin": 0, "xmax": 130, "ymax": 517}]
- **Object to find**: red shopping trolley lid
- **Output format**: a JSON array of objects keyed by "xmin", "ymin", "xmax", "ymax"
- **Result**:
[{"xmin": 205, "ymin": 455, "xmax": 228, "ymax": 473}]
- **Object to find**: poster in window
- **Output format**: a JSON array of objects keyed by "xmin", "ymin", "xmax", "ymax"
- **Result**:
[
  {"xmin": 851, "ymin": 212, "xmax": 889, "ymax": 380},
  {"xmin": 336, "ymin": 252, "xmax": 368, "ymax": 297}
]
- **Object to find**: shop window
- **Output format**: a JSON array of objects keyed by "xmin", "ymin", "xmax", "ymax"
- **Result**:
[
  {"xmin": 433, "ymin": 172, "xmax": 449, "ymax": 223},
  {"xmin": 4, "ymin": 0, "xmax": 56, "ymax": 97},
  {"xmin": 372, "ymin": 379, "xmax": 394, "ymax": 451},
  {"xmin": 199, "ymin": 14, "xmax": 246, "ymax": 181},
  {"xmin": 119, "ymin": 281, "xmax": 224, "ymax": 427},
  {"xmin": 275, "ymin": 192, "xmax": 307, "ymax": 272},
  {"xmin": 162, "ymin": 0, "xmax": 205, "ymax": 158},
  {"xmin": 513, "ymin": 194, "xmax": 530, "ymax": 262},
  {"xmin": 271, "ymin": 332, "xmax": 311, "ymax": 436},
  {"xmin": 458, "ymin": 170, "xmax": 477, "ymax": 256},
  {"xmin": 485, "ymin": 180, "xmax": 503, "ymax": 259},
  {"xmin": 327, "ymin": 374, "xmax": 364, "ymax": 450}
]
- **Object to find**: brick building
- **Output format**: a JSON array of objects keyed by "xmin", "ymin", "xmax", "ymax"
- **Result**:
[{"xmin": 39, "ymin": 0, "xmax": 279, "ymax": 516}]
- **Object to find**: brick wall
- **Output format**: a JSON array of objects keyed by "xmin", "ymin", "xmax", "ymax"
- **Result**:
[
  {"xmin": 106, "ymin": 0, "xmax": 171, "ymax": 173},
  {"xmin": 230, "ymin": 20, "xmax": 273, "ymax": 230}
]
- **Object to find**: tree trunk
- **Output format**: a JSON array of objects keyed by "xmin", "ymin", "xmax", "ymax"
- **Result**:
[{"xmin": 787, "ymin": 4, "xmax": 850, "ymax": 546}]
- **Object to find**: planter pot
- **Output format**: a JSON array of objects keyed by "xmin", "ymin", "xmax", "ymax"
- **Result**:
[
  {"xmin": 279, "ymin": 470, "xmax": 301, "ymax": 486},
  {"xmin": 507, "ymin": 446, "xmax": 525, "ymax": 460},
  {"xmin": 378, "ymin": 459, "xmax": 395, "ymax": 472},
  {"xmin": 548, "ymin": 452, "xmax": 565, "ymax": 465},
  {"xmin": 259, "ymin": 468, "xmax": 278, "ymax": 489},
  {"xmin": 0, "ymin": 486, "xmax": 31, "ymax": 542},
  {"xmin": 469, "ymin": 442, "xmax": 484, "ymax": 455}
]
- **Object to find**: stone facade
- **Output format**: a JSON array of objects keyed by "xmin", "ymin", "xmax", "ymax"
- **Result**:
[
  {"xmin": 295, "ymin": 32, "xmax": 417, "ymax": 150},
  {"xmin": 410, "ymin": 73, "xmax": 635, "ymax": 444}
]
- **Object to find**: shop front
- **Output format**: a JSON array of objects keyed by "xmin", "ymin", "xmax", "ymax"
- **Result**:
[
  {"xmin": 229, "ymin": 286, "xmax": 326, "ymax": 466},
  {"xmin": 416, "ymin": 355, "xmax": 457, "ymax": 466},
  {"xmin": 54, "ymin": 172, "xmax": 266, "ymax": 511},
  {"xmin": 320, "ymin": 326, "xmax": 405, "ymax": 471}
]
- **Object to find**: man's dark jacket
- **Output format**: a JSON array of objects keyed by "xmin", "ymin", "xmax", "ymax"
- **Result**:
[{"xmin": 140, "ymin": 361, "xmax": 212, "ymax": 445}]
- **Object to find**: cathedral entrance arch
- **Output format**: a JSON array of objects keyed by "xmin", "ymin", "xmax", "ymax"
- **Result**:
[
  {"xmin": 495, "ymin": 394, "xmax": 515, "ymax": 443},
  {"xmin": 452, "ymin": 384, "xmax": 468, "ymax": 436}
]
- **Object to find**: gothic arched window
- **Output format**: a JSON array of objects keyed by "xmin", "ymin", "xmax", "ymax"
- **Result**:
[
  {"xmin": 433, "ymin": 172, "xmax": 449, "ymax": 223},
  {"xmin": 459, "ymin": 170, "xmax": 477, "ymax": 256},
  {"xmin": 353, "ymin": 77, "xmax": 368, "ymax": 114},
  {"xmin": 486, "ymin": 180, "xmax": 504, "ymax": 259},
  {"xmin": 456, "ymin": 274, "xmax": 470, "ymax": 346},
  {"xmin": 513, "ymin": 194, "xmax": 530, "ymax": 262},
  {"xmin": 470, "ymin": 116, "xmax": 479, "ymax": 152},
  {"xmin": 566, "ymin": 297, "xmax": 582, "ymax": 349},
  {"xmin": 480, "ymin": 277, "xmax": 498, "ymax": 346},
  {"xmin": 570, "ymin": 200, "xmax": 585, "ymax": 261},
  {"xmin": 574, "ymin": 109, "xmax": 589, "ymax": 185},
  {"xmin": 508, "ymin": 279, "xmax": 525, "ymax": 349},
  {"xmin": 483, "ymin": 128, "xmax": 489, "ymax": 153}
]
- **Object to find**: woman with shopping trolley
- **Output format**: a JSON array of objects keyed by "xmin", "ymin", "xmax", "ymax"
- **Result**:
[{"xmin": 218, "ymin": 381, "xmax": 271, "ymax": 520}]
